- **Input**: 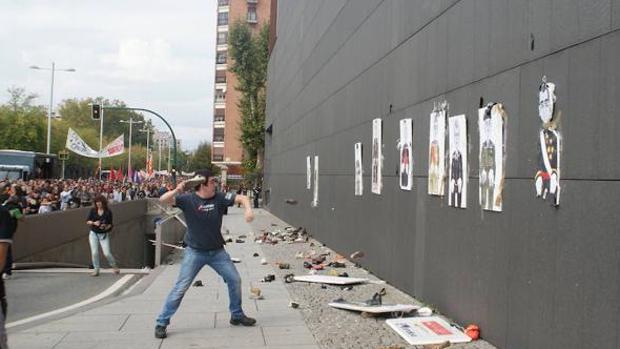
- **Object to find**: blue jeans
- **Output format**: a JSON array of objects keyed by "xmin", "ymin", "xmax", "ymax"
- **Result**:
[
  {"xmin": 156, "ymin": 247, "xmax": 244, "ymax": 326},
  {"xmin": 88, "ymin": 231, "xmax": 117, "ymax": 270}
]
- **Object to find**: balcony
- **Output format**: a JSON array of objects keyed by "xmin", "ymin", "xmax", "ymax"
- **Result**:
[
  {"xmin": 247, "ymin": 0, "xmax": 257, "ymax": 3},
  {"xmin": 212, "ymin": 154, "xmax": 224, "ymax": 162}
]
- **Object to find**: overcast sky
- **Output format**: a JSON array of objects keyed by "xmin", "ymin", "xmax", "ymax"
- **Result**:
[{"xmin": 0, "ymin": 0, "xmax": 217, "ymax": 151}]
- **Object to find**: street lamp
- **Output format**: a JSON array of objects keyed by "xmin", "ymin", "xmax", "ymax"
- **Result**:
[
  {"xmin": 139, "ymin": 126, "xmax": 151, "ymax": 174},
  {"xmin": 29, "ymin": 62, "xmax": 76, "ymax": 154},
  {"xmin": 119, "ymin": 117, "xmax": 143, "ymax": 181}
]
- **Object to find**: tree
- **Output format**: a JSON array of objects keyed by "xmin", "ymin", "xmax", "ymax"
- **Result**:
[
  {"xmin": 0, "ymin": 87, "xmax": 46, "ymax": 151},
  {"xmin": 228, "ymin": 21, "xmax": 269, "ymax": 178},
  {"xmin": 187, "ymin": 141, "xmax": 219, "ymax": 174}
]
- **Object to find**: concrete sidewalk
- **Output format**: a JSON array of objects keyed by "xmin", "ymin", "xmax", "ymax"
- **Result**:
[{"xmin": 9, "ymin": 209, "xmax": 320, "ymax": 349}]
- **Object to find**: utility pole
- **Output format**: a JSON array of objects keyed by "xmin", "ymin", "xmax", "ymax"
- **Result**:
[{"xmin": 119, "ymin": 117, "xmax": 143, "ymax": 181}]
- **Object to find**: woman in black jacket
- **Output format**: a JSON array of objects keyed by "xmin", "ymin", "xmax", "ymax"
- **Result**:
[{"xmin": 86, "ymin": 195, "xmax": 119, "ymax": 276}]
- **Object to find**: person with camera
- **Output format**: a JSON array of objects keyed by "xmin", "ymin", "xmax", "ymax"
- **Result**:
[{"xmin": 86, "ymin": 195, "xmax": 119, "ymax": 276}]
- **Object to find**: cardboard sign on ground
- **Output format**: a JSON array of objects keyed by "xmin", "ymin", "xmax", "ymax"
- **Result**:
[
  {"xmin": 386, "ymin": 316, "xmax": 472, "ymax": 345},
  {"xmin": 328, "ymin": 301, "xmax": 418, "ymax": 314},
  {"xmin": 293, "ymin": 275, "xmax": 368, "ymax": 285}
]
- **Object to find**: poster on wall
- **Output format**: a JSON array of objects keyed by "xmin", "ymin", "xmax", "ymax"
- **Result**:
[
  {"xmin": 354, "ymin": 142, "xmax": 363, "ymax": 196},
  {"xmin": 371, "ymin": 118, "xmax": 383, "ymax": 194},
  {"xmin": 306, "ymin": 156, "xmax": 312, "ymax": 190},
  {"xmin": 399, "ymin": 118, "xmax": 413, "ymax": 191},
  {"xmin": 478, "ymin": 103, "xmax": 507, "ymax": 212},
  {"xmin": 535, "ymin": 79, "xmax": 561, "ymax": 206},
  {"xmin": 428, "ymin": 106, "xmax": 446, "ymax": 195},
  {"xmin": 312, "ymin": 155, "xmax": 319, "ymax": 207},
  {"xmin": 448, "ymin": 115, "xmax": 467, "ymax": 208}
]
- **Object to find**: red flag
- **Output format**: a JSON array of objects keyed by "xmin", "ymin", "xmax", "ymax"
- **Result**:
[
  {"xmin": 117, "ymin": 166, "xmax": 123, "ymax": 181},
  {"xmin": 110, "ymin": 166, "xmax": 116, "ymax": 181}
]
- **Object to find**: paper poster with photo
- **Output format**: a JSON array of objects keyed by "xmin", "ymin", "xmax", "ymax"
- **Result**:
[
  {"xmin": 306, "ymin": 156, "xmax": 312, "ymax": 190},
  {"xmin": 354, "ymin": 142, "xmax": 363, "ymax": 196},
  {"xmin": 535, "ymin": 80, "xmax": 561, "ymax": 206},
  {"xmin": 312, "ymin": 155, "xmax": 319, "ymax": 207},
  {"xmin": 448, "ymin": 115, "xmax": 467, "ymax": 208},
  {"xmin": 399, "ymin": 118, "xmax": 413, "ymax": 191},
  {"xmin": 371, "ymin": 118, "xmax": 383, "ymax": 195},
  {"xmin": 478, "ymin": 103, "xmax": 507, "ymax": 212},
  {"xmin": 428, "ymin": 108, "xmax": 446, "ymax": 195}
]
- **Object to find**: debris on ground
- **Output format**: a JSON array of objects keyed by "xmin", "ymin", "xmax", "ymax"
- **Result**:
[
  {"xmin": 249, "ymin": 287, "xmax": 264, "ymax": 300},
  {"xmin": 231, "ymin": 257, "xmax": 241, "ymax": 263},
  {"xmin": 350, "ymin": 250, "xmax": 365, "ymax": 259},
  {"xmin": 289, "ymin": 301, "xmax": 300, "ymax": 309},
  {"xmin": 261, "ymin": 274, "xmax": 275, "ymax": 282},
  {"xmin": 465, "ymin": 324, "xmax": 480, "ymax": 340},
  {"xmin": 192, "ymin": 280, "xmax": 204, "ymax": 287}
]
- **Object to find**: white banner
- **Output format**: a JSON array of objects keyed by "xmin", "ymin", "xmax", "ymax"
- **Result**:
[{"xmin": 65, "ymin": 128, "xmax": 124, "ymax": 159}]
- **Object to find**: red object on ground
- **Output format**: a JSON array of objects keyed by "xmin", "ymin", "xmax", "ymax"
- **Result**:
[{"xmin": 465, "ymin": 324, "xmax": 480, "ymax": 340}]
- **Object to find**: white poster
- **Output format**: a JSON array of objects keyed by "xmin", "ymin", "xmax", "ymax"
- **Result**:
[
  {"xmin": 428, "ymin": 108, "xmax": 446, "ymax": 195},
  {"xmin": 478, "ymin": 103, "xmax": 507, "ymax": 212},
  {"xmin": 312, "ymin": 155, "xmax": 319, "ymax": 207},
  {"xmin": 535, "ymin": 80, "xmax": 561, "ymax": 206},
  {"xmin": 66, "ymin": 128, "xmax": 124, "ymax": 159},
  {"xmin": 354, "ymin": 142, "xmax": 363, "ymax": 196},
  {"xmin": 371, "ymin": 118, "xmax": 382, "ymax": 195},
  {"xmin": 306, "ymin": 156, "xmax": 312, "ymax": 190},
  {"xmin": 386, "ymin": 317, "xmax": 472, "ymax": 346},
  {"xmin": 399, "ymin": 118, "xmax": 413, "ymax": 191},
  {"xmin": 448, "ymin": 115, "xmax": 467, "ymax": 208}
]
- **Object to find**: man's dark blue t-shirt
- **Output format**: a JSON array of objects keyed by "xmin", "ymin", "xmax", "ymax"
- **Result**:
[{"xmin": 176, "ymin": 191, "xmax": 236, "ymax": 251}]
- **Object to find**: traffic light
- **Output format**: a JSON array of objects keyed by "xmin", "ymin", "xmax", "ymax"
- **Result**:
[{"xmin": 92, "ymin": 104, "xmax": 101, "ymax": 120}]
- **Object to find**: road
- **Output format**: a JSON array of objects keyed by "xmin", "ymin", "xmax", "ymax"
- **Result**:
[{"xmin": 5, "ymin": 272, "xmax": 122, "ymax": 322}]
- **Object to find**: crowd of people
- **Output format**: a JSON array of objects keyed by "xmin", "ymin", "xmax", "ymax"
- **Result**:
[{"xmin": 0, "ymin": 177, "xmax": 176, "ymax": 216}]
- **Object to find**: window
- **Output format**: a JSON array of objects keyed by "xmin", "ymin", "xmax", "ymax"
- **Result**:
[
  {"xmin": 214, "ymin": 110, "xmax": 225, "ymax": 122},
  {"xmin": 217, "ymin": 32, "xmax": 228, "ymax": 45},
  {"xmin": 216, "ymin": 51, "xmax": 227, "ymax": 64},
  {"xmin": 215, "ymin": 89, "xmax": 226, "ymax": 102},
  {"xmin": 247, "ymin": 5, "xmax": 257, "ymax": 23},
  {"xmin": 212, "ymin": 154, "xmax": 224, "ymax": 161},
  {"xmin": 213, "ymin": 128, "xmax": 225, "ymax": 142},
  {"xmin": 217, "ymin": 12, "xmax": 228, "ymax": 26},
  {"xmin": 215, "ymin": 71, "xmax": 226, "ymax": 83},
  {"xmin": 218, "ymin": 0, "xmax": 229, "ymax": 6}
]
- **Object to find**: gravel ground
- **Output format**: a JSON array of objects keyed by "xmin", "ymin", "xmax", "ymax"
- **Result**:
[{"xmin": 245, "ymin": 211, "xmax": 498, "ymax": 349}]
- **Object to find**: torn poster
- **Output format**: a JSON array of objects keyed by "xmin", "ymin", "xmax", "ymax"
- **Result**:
[
  {"xmin": 354, "ymin": 142, "xmax": 363, "ymax": 196},
  {"xmin": 386, "ymin": 316, "xmax": 471, "ymax": 346},
  {"xmin": 448, "ymin": 114, "xmax": 467, "ymax": 208},
  {"xmin": 371, "ymin": 118, "xmax": 383, "ymax": 194},
  {"xmin": 428, "ymin": 107, "xmax": 446, "ymax": 195},
  {"xmin": 399, "ymin": 118, "xmax": 413, "ymax": 191},
  {"xmin": 535, "ymin": 79, "xmax": 561, "ymax": 206},
  {"xmin": 478, "ymin": 103, "xmax": 507, "ymax": 212}
]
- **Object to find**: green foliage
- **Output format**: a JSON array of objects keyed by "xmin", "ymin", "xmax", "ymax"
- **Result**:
[
  {"xmin": 228, "ymin": 21, "xmax": 269, "ymax": 176},
  {"xmin": 186, "ymin": 141, "xmax": 218, "ymax": 175}
]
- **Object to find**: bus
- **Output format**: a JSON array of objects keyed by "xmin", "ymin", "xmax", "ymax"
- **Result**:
[{"xmin": 0, "ymin": 149, "xmax": 58, "ymax": 180}]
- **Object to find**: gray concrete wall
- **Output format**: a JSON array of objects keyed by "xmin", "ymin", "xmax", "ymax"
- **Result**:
[
  {"xmin": 14, "ymin": 200, "xmax": 167, "ymax": 268},
  {"xmin": 265, "ymin": 1, "xmax": 620, "ymax": 348}
]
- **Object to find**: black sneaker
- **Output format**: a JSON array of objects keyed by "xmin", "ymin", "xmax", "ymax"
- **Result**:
[
  {"xmin": 154, "ymin": 325, "xmax": 167, "ymax": 339},
  {"xmin": 230, "ymin": 315, "xmax": 257, "ymax": 326}
]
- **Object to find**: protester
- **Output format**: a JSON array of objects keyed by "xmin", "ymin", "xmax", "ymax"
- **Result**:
[
  {"xmin": 154, "ymin": 169, "xmax": 255, "ymax": 339},
  {"xmin": 86, "ymin": 195, "xmax": 119, "ymax": 276}
]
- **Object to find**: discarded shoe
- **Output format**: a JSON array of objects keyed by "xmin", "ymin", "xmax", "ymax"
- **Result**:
[
  {"xmin": 230, "ymin": 315, "xmax": 257, "ymax": 326},
  {"xmin": 192, "ymin": 280, "xmax": 204, "ymax": 287},
  {"xmin": 154, "ymin": 325, "xmax": 167, "ymax": 339},
  {"xmin": 262, "ymin": 274, "xmax": 275, "ymax": 282},
  {"xmin": 225, "ymin": 238, "xmax": 233, "ymax": 243},
  {"xmin": 278, "ymin": 263, "xmax": 290, "ymax": 270},
  {"xmin": 253, "ymin": 253, "xmax": 259, "ymax": 257},
  {"xmin": 284, "ymin": 273, "xmax": 295, "ymax": 283},
  {"xmin": 183, "ymin": 175, "xmax": 206, "ymax": 191},
  {"xmin": 289, "ymin": 301, "xmax": 299, "ymax": 309}
]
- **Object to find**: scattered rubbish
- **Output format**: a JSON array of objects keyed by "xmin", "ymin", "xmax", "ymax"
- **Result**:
[
  {"xmin": 342, "ymin": 286, "xmax": 353, "ymax": 291},
  {"xmin": 293, "ymin": 275, "xmax": 368, "ymax": 285},
  {"xmin": 422, "ymin": 341, "xmax": 450, "ymax": 349},
  {"xmin": 320, "ymin": 284, "xmax": 327, "ymax": 289},
  {"xmin": 285, "ymin": 199, "xmax": 298, "ymax": 205},
  {"xmin": 283, "ymin": 273, "xmax": 295, "ymax": 283},
  {"xmin": 192, "ymin": 280, "xmax": 204, "ymax": 287},
  {"xmin": 328, "ymin": 261, "xmax": 346, "ymax": 268},
  {"xmin": 366, "ymin": 288, "xmax": 386, "ymax": 306},
  {"xmin": 271, "ymin": 223, "xmax": 278, "ymax": 226},
  {"xmin": 368, "ymin": 280, "xmax": 387, "ymax": 285},
  {"xmin": 260, "ymin": 258, "xmax": 268, "ymax": 265},
  {"xmin": 235, "ymin": 239, "xmax": 245, "ymax": 243},
  {"xmin": 465, "ymin": 324, "xmax": 480, "ymax": 340},
  {"xmin": 289, "ymin": 301, "xmax": 300, "ymax": 309},
  {"xmin": 303, "ymin": 261, "xmax": 312, "ymax": 269},
  {"xmin": 225, "ymin": 238, "xmax": 233, "ymax": 243},
  {"xmin": 338, "ymin": 272, "xmax": 349, "ymax": 278},
  {"xmin": 328, "ymin": 269, "xmax": 339, "ymax": 277},
  {"xmin": 295, "ymin": 252, "xmax": 304, "ymax": 259},
  {"xmin": 311, "ymin": 264, "xmax": 324, "ymax": 271},
  {"xmin": 231, "ymin": 258, "xmax": 241, "ymax": 263},
  {"xmin": 249, "ymin": 287, "xmax": 264, "ymax": 300},
  {"xmin": 415, "ymin": 307, "xmax": 433, "ymax": 317},
  {"xmin": 308, "ymin": 269, "xmax": 318, "ymax": 275},
  {"xmin": 238, "ymin": 235, "xmax": 247, "ymax": 239},
  {"xmin": 278, "ymin": 263, "xmax": 290, "ymax": 269},
  {"xmin": 350, "ymin": 251, "xmax": 365, "ymax": 259},
  {"xmin": 386, "ymin": 316, "xmax": 471, "ymax": 345},
  {"xmin": 262, "ymin": 274, "xmax": 276, "ymax": 282},
  {"xmin": 253, "ymin": 253, "xmax": 260, "ymax": 257}
]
